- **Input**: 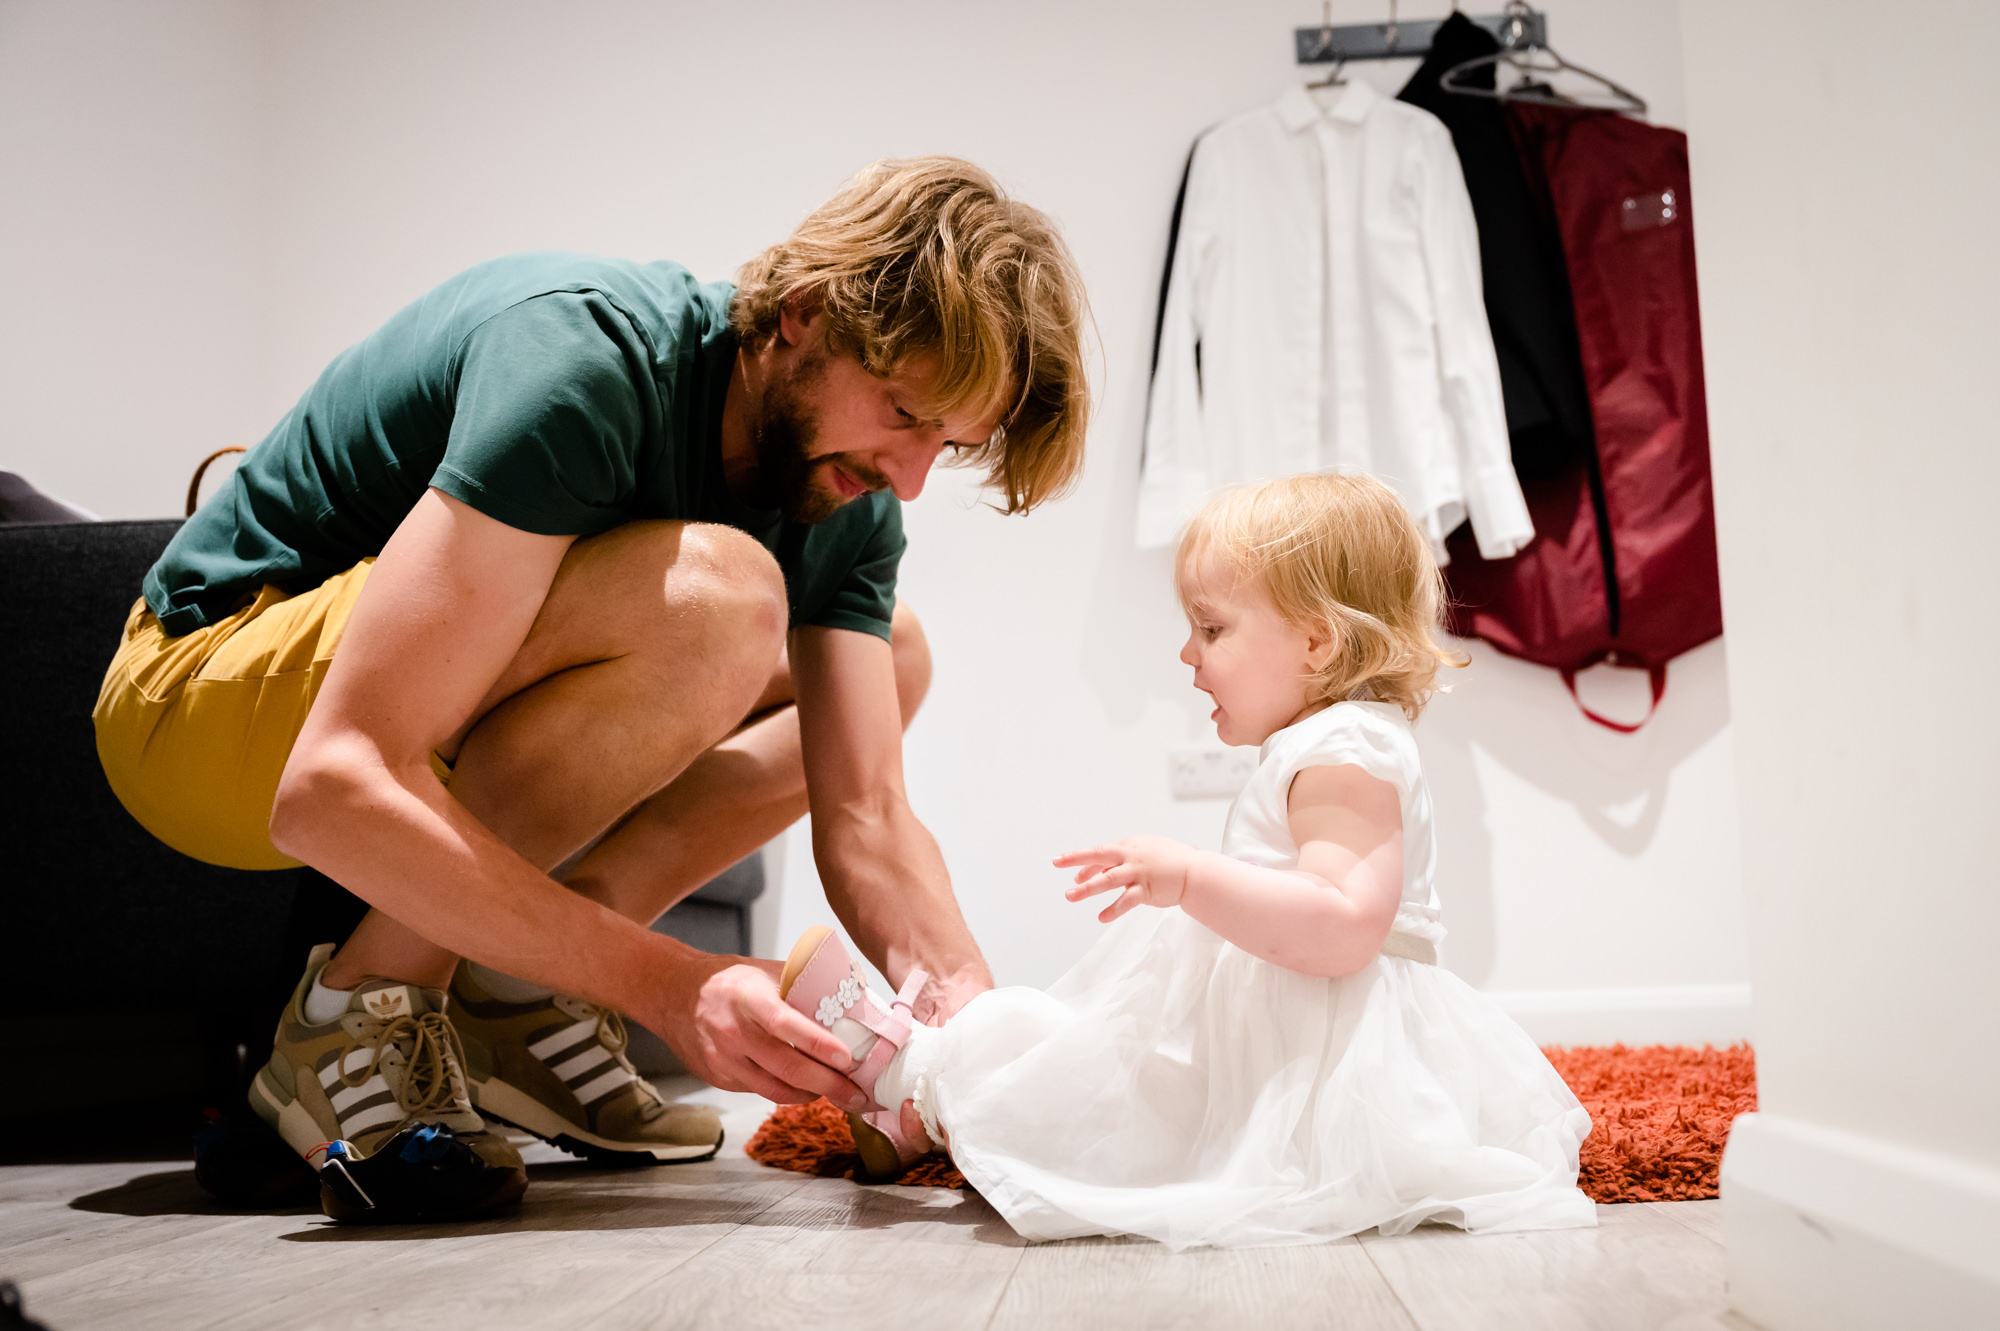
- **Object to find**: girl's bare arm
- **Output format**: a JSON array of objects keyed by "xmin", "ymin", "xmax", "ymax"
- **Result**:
[{"xmin": 1056, "ymin": 763, "xmax": 1403, "ymax": 978}]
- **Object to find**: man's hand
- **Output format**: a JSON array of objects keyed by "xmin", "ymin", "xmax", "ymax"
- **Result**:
[
  {"xmin": 651, "ymin": 953, "xmax": 873, "ymax": 1109},
  {"xmin": 1055, "ymin": 834, "xmax": 1205, "ymax": 923},
  {"xmin": 911, "ymin": 964, "xmax": 993, "ymax": 1027}
]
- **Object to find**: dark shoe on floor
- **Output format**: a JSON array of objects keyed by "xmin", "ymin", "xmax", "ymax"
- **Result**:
[
  {"xmin": 313, "ymin": 1122, "xmax": 530, "ymax": 1224},
  {"xmin": 450, "ymin": 963, "xmax": 723, "ymax": 1166},
  {"xmin": 248, "ymin": 944, "xmax": 527, "ymax": 1222}
]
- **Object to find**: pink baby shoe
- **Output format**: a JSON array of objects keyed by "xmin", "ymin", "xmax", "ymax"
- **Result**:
[{"xmin": 778, "ymin": 926, "xmax": 933, "ymax": 1180}]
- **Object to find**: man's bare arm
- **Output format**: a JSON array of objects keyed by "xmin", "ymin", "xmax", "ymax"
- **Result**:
[
  {"xmin": 268, "ymin": 489, "xmax": 859, "ymax": 1104},
  {"xmin": 791, "ymin": 624, "xmax": 993, "ymax": 1021}
]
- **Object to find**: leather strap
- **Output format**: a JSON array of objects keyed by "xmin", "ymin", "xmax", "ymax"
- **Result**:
[{"xmin": 186, "ymin": 446, "xmax": 246, "ymax": 517}]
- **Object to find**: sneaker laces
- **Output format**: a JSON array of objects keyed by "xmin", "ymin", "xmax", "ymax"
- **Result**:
[
  {"xmin": 592, "ymin": 1005, "xmax": 629, "ymax": 1058},
  {"xmin": 569, "ymin": 999, "xmax": 663, "ymax": 1112},
  {"xmin": 338, "ymin": 1010, "xmax": 474, "ymax": 1126}
]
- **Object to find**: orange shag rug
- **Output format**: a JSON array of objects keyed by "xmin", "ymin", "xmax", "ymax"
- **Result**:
[
  {"xmin": 1544, "ymin": 1043, "xmax": 1757, "ymax": 1202},
  {"xmin": 743, "ymin": 1043, "xmax": 1757, "ymax": 1204}
]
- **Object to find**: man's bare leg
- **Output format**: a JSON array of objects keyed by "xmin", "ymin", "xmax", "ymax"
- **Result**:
[
  {"xmin": 559, "ymin": 600, "xmax": 934, "ymax": 926},
  {"xmin": 319, "ymin": 520, "xmax": 790, "ymax": 991}
]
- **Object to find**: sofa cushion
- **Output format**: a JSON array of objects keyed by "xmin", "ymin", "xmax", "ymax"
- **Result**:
[{"xmin": 0, "ymin": 520, "xmax": 306, "ymax": 1013}]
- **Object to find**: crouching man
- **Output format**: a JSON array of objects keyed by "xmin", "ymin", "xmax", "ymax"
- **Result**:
[{"xmin": 92, "ymin": 157, "xmax": 1089, "ymax": 1220}]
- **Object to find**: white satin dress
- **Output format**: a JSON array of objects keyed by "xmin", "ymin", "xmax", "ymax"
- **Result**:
[{"xmin": 904, "ymin": 701, "xmax": 1595, "ymax": 1249}]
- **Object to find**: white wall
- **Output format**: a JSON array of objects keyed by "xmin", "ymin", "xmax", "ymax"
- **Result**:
[
  {"xmin": 2, "ymin": 0, "xmax": 1744, "ymax": 1043},
  {"xmin": 0, "ymin": 0, "xmax": 266, "ymax": 517},
  {"xmin": 1681, "ymin": 2, "xmax": 2000, "ymax": 1325}
]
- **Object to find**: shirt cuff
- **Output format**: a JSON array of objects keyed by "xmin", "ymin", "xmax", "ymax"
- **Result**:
[{"xmin": 1464, "ymin": 464, "xmax": 1535, "ymax": 561}]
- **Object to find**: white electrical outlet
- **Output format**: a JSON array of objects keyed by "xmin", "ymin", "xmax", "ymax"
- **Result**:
[{"xmin": 1168, "ymin": 748, "xmax": 1258, "ymax": 801}]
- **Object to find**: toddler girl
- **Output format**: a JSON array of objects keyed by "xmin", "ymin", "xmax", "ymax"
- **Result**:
[{"xmin": 778, "ymin": 472, "xmax": 1594, "ymax": 1249}]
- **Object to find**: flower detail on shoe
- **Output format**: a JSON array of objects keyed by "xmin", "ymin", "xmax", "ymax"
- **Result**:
[{"xmin": 815, "ymin": 975, "xmax": 863, "ymax": 1027}]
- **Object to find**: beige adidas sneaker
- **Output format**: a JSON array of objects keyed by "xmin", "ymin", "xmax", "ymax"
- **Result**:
[
  {"xmin": 449, "ymin": 963, "xmax": 723, "ymax": 1165},
  {"xmin": 250, "ymin": 944, "xmax": 527, "ymax": 1219}
]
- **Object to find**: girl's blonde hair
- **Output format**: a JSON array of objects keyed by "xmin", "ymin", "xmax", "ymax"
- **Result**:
[
  {"xmin": 1176, "ymin": 473, "xmax": 1463, "ymax": 721},
  {"xmin": 732, "ymin": 157, "xmax": 1091, "ymax": 516}
]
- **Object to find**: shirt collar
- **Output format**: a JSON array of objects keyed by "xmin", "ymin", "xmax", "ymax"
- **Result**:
[{"xmin": 1275, "ymin": 78, "xmax": 1378, "ymax": 132}]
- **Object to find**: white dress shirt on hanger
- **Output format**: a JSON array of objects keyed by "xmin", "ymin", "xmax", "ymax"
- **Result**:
[{"xmin": 1139, "ymin": 80, "xmax": 1532, "ymax": 561}]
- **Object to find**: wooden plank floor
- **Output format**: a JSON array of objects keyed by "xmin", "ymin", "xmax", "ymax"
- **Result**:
[{"xmin": 0, "ymin": 1084, "xmax": 1744, "ymax": 1331}]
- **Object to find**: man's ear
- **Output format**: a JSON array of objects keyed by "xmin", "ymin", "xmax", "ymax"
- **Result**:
[{"xmin": 776, "ymin": 294, "xmax": 822, "ymax": 350}]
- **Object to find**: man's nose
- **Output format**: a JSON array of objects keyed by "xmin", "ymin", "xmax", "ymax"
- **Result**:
[{"xmin": 878, "ymin": 437, "xmax": 945, "ymax": 502}]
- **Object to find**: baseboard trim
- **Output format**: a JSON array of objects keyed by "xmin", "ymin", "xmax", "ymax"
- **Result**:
[
  {"xmin": 1722, "ymin": 1112, "xmax": 2000, "ymax": 1330},
  {"xmin": 1480, "ymin": 983, "xmax": 1753, "ymax": 1046}
]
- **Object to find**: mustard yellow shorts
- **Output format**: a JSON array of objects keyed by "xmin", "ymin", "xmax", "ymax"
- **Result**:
[{"xmin": 93, "ymin": 559, "xmax": 394, "ymax": 871}]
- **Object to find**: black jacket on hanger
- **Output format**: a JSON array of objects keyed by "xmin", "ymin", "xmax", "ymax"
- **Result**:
[{"xmin": 1398, "ymin": 13, "xmax": 1594, "ymax": 480}]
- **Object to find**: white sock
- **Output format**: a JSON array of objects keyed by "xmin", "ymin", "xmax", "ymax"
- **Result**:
[
  {"xmin": 303, "ymin": 972, "xmax": 353, "ymax": 1025},
  {"xmin": 870, "ymin": 1025, "xmax": 941, "ymax": 1146},
  {"xmin": 465, "ymin": 961, "xmax": 554, "ymax": 1004}
]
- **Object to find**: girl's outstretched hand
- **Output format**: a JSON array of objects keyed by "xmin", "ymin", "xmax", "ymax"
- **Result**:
[{"xmin": 1055, "ymin": 835, "xmax": 1202, "ymax": 923}]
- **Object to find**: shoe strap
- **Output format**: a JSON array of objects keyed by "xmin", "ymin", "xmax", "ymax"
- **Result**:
[
  {"xmin": 860, "ymin": 1103, "xmax": 927, "ymax": 1167},
  {"xmin": 847, "ymin": 969, "xmax": 929, "ymax": 1113},
  {"xmin": 846, "ymin": 966, "xmax": 927, "ymax": 1046}
]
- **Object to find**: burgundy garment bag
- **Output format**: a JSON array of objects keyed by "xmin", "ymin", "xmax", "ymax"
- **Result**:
[{"xmin": 1442, "ymin": 105, "xmax": 1723, "ymax": 731}]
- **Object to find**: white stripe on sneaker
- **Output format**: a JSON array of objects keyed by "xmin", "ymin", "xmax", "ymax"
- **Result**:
[
  {"xmin": 527, "ymin": 1021, "xmax": 595, "ymax": 1060},
  {"xmin": 551, "ymin": 1045, "xmax": 613, "ymax": 1083},
  {"xmin": 343, "ymin": 1102, "xmax": 406, "ymax": 1137},
  {"xmin": 329, "ymin": 1077, "xmax": 391, "ymax": 1114},
  {"xmin": 571, "ymin": 1066, "xmax": 633, "ymax": 1107},
  {"xmin": 320, "ymin": 1048, "xmax": 376, "ymax": 1087}
]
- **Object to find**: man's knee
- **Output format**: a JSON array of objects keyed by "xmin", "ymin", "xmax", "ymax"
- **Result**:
[
  {"xmin": 676, "ymin": 524, "xmax": 786, "ymax": 626},
  {"xmin": 890, "ymin": 600, "xmax": 932, "ymax": 729},
  {"xmin": 592, "ymin": 521, "xmax": 786, "ymax": 700},
  {"xmin": 633, "ymin": 522, "xmax": 781, "ymax": 656}
]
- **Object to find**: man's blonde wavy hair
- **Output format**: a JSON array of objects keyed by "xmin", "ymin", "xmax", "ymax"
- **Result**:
[
  {"xmin": 731, "ymin": 157, "xmax": 1090, "ymax": 516},
  {"xmin": 1176, "ymin": 473, "xmax": 1464, "ymax": 721}
]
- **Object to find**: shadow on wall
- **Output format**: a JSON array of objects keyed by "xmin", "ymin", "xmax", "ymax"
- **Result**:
[{"xmin": 1421, "ymin": 634, "xmax": 1733, "ymax": 986}]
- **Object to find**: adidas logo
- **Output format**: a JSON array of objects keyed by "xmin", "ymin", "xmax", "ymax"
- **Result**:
[{"xmin": 363, "ymin": 987, "xmax": 413, "ymax": 1020}]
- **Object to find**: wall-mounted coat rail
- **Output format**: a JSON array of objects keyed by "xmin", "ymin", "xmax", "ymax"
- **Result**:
[{"xmin": 1295, "ymin": 9, "xmax": 1546, "ymax": 63}]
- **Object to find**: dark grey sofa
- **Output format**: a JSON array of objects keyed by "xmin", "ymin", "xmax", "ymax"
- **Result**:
[{"xmin": 0, "ymin": 518, "xmax": 759, "ymax": 1126}]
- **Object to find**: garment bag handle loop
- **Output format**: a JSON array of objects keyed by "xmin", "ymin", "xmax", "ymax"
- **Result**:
[{"xmin": 1559, "ymin": 661, "xmax": 1667, "ymax": 734}]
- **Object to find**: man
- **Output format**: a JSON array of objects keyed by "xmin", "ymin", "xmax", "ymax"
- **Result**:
[{"xmin": 93, "ymin": 157, "xmax": 1090, "ymax": 1219}]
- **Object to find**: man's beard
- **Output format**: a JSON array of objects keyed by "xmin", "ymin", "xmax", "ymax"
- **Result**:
[{"xmin": 754, "ymin": 349, "xmax": 852, "ymax": 525}]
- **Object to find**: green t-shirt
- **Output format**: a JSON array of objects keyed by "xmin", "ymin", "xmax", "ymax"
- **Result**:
[{"xmin": 146, "ymin": 252, "xmax": 904, "ymax": 641}]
